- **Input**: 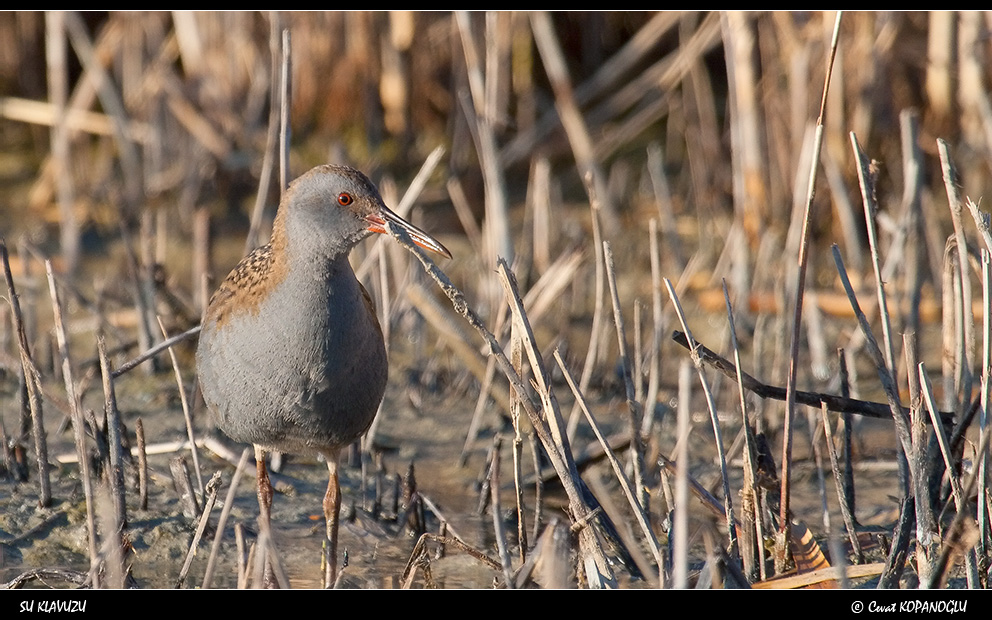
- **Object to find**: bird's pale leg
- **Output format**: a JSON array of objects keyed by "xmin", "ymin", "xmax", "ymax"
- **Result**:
[
  {"xmin": 254, "ymin": 444, "xmax": 277, "ymax": 588},
  {"xmin": 322, "ymin": 450, "xmax": 341, "ymax": 588}
]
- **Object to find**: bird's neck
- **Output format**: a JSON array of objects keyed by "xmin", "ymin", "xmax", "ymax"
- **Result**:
[
  {"xmin": 271, "ymin": 207, "xmax": 355, "ymax": 282},
  {"xmin": 273, "ymin": 204, "xmax": 363, "ymax": 266}
]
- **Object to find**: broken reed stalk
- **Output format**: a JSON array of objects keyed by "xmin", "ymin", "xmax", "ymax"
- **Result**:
[
  {"xmin": 819, "ymin": 401, "xmax": 863, "ymax": 564},
  {"xmin": 157, "ymin": 317, "xmax": 204, "ymax": 498},
  {"xmin": 850, "ymin": 132, "xmax": 912, "ymax": 499},
  {"xmin": 176, "ymin": 471, "xmax": 222, "ymax": 588},
  {"xmin": 602, "ymin": 242, "xmax": 647, "ymax": 512},
  {"xmin": 454, "ymin": 247, "xmax": 584, "ymax": 457},
  {"xmin": 508, "ymin": 317, "xmax": 528, "ymax": 564},
  {"xmin": 554, "ymin": 348, "xmax": 664, "ymax": 587},
  {"xmin": 802, "ymin": 414, "xmax": 836, "ymax": 581},
  {"xmin": 487, "ymin": 436, "xmax": 515, "ymax": 588},
  {"xmin": 97, "ymin": 336, "xmax": 127, "ymax": 531},
  {"xmin": 940, "ymin": 240, "xmax": 961, "ymax": 414},
  {"xmin": 1, "ymin": 241, "xmax": 50, "ymax": 507},
  {"xmin": 202, "ymin": 447, "xmax": 252, "ymax": 589},
  {"xmin": 45, "ymin": 259, "xmax": 100, "ymax": 588},
  {"xmin": 830, "ymin": 246, "xmax": 914, "ymax": 463},
  {"xmin": 495, "ymin": 259, "xmax": 638, "ymax": 584},
  {"xmin": 925, "ymin": 423, "xmax": 992, "ymax": 588},
  {"xmin": 722, "ymin": 279, "xmax": 763, "ymax": 579},
  {"xmin": 386, "ymin": 220, "xmax": 616, "ymax": 587},
  {"xmin": 832, "ymin": 245, "xmax": 917, "ymax": 585},
  {"xmin": 904, "ymin": 332, "xmax": 937, "ymax": 582},
  {"xmin": 663, "ymin": 277, "xmax": 738, "ymax": 558},
  {"xmin": 899, "ymin": 109, "xmax": 924, "ymax": 351},
  {"xmin": 170, "ymin": 456, "xmax": 200, "ymax": 521},
  {"xmin": 780, "ymin": 11, "xmax": 843, "ymax": 552},
  {"xmin": 837, "ymin": 349, "xmax": 857, "ymax": 520},
  {"xmin": 850, "ymin": 134, "xmax": 898, "ymax": 378},
  {"xmin": 918, "ymin": 363, "xmax": 980, "ymax": 588},
  {"xmin": 135, "ymin": 418, "xmax": 148, "ymax": 510},
  {"xmin": 939, "ymin": 138, "xmax": 975, "ymax": 413},
  {"xmin": 966, "ymin": 197, "xmax": 992, "ymax": 255}
]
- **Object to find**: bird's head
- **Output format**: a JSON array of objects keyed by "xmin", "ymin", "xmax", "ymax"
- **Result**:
[{"xmin": 280, "ymin": 164, "xmax": 451, "ymax": 260}]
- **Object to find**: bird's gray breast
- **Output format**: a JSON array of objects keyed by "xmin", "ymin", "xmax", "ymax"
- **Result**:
[{"xmin": 197, "ymin": 263, "xmax": 387, "ymax": 455}]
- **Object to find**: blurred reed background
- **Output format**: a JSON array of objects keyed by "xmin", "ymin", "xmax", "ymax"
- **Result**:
[{"xmin": 0, "ymin": 11, "xmax": 990, "ymax": 589}]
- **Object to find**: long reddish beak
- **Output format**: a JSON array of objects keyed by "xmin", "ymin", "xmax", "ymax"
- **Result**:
[{"xmin": 367, "ymin": 207, "xmax": 451, "ymax": 258}]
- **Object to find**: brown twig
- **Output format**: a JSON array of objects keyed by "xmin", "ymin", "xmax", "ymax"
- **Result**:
[
  {"xmin": 670, "ymin": 330, "xmax": 956, "ymax": 428},
  {"xmin": 135, "ymin": 418, "xmax": 148, "ymax": 511},
  {"xmin": 401, "ymin": 533, "xmax": 501, "ymax": 588},
  {"xmin": 111, "ymin": 324, "xmax": 201, "ymax": 378}
]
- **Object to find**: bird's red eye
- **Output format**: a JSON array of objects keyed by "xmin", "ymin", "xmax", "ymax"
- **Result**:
[{"xmin": 337, "ymin": 192, "xmax": 353, "ymax": 206}]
